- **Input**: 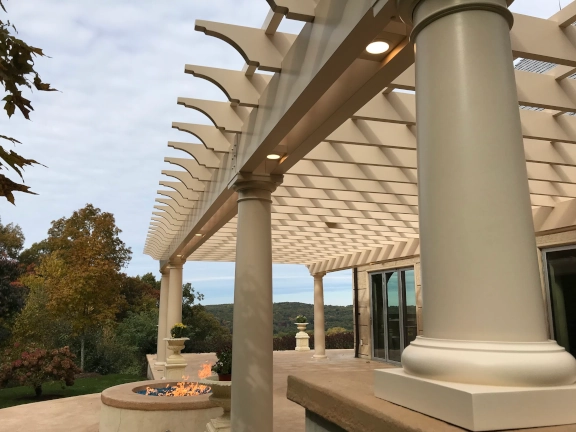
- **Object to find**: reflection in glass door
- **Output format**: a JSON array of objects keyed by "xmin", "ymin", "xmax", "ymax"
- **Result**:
[
  {"xmin": 544, "ymin": 247, "xmax": 576, "ymax": 358},
  {"xmin": 371, "ymin": 268, "xmax": 416, "ymax": 363}
]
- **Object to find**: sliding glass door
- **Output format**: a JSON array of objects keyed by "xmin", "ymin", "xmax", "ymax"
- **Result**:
[
  {"xmin": 544, "ymin": 247, "xmax": 576, "ymax": 358},
  {"xmin": 371, "ymin": 268, "xmax": 416, "ymax": 363}
]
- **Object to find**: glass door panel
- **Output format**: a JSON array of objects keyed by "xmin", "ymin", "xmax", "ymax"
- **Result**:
[
  {"xmin": 371, "ymin": 267, "xmax": 417, "ymax": 363},
  {"xmin": 403, "ymin": 269, "xmax": 417, "ymax": 347},
  {"xmin": 545, "ymin": 248, "xmax": 576, "ymax": 358},
  {"xmin": 385, "ymin": 271, "xmax": 402, "ymax": 362},
  {"xmin": 371, "ymin": 273, "xmax": 386, "ymax": 360}
]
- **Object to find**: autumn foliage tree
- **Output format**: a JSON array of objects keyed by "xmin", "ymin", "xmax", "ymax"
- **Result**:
[
  {"xmin": 24, "ymin": 204, "xmax": 132, "ymax": 370},
  {"xmin": 0, "ymin": 217, "xmax": 24, "ymax": 259},
  {"xmin": 116, "ymin": 273, "xmax": 159, "ymax": 321},
  {"xmin": 0, "ymin": 0, "xmax": 57, "ymax": 203},
  {"xmin": 0, "ymin": 217, "xmax": 26, "ymax": 344}
]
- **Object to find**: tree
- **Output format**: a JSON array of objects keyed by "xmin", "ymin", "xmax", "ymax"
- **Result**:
[
  {"xmin": 12, "ymin": 270, "xmax": 72, "ymax": 350},
  {"xmin": 181, "ymin": 283, "xmax": 231, "ymax": 353},
  {"xmin": 116, "ymin": 273, "xmax": 159, "ymax": 321},
  {"xmin": 28, "ymin": 204, "xmax": 132, "ymax": 370},
  {"xmin": 46, "ymin": 204, "xmax": 131, "ymax": 268},
  {"xmin": 0, "ymin": 253, "xmax": 25, "ymax": 345},
  {"xmin": 0, "ymin": 217, "xmax": 24, "ymax": 259},
  {"xmin": 116, "ymin": 310, "xmax": 158, "ymax": 356},
  {"xmin": 140, "ymin": 272, "xmax": 161, "ymax": 291},
  {"xmin": 0, "ymin": 0, "xmax": 57, "ymax": 204},
  {"xmin": 182, "ymin": 282, "xmax": 204, "ymax": 308},
  {"xmin": 18, "ymin": 239, "xmax": 49, "ymax": 269},
  {"xmin": 0, "ymin": 217, "xmax": 25, "ymax": 345}
]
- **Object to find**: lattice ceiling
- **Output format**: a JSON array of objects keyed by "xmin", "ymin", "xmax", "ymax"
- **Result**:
[{"xmin": 144, "ymin": 0, "xmax": 576, "ymax": 274}]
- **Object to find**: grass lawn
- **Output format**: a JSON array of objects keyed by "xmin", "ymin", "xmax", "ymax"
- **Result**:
[{"xmin": 0, "ymin": 374, "xmax": 144, "ymax": 409}]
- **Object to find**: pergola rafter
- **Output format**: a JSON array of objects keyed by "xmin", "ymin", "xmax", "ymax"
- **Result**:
[{"xmin": 144, "ymin": 2, "xmax": 576, "ymax": 275}]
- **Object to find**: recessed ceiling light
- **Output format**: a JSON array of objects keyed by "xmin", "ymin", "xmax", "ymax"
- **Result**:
[
  {"xmin": 267, "ymin": 153, "xmax": 281, "ymax": 160},
  {"xmin": 366, "ymin": 41, "xmax": 390, "ymax": 54},
  {"xmin": 195, "ymin": 233, "xmax": 203, "ymax": 237}
]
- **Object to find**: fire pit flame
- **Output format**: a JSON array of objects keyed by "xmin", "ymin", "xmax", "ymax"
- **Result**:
[{"xmin": 143, "ymin": 363, "xmax": 212, "ymax": 397}]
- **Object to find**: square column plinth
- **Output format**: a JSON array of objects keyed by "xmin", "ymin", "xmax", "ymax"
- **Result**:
[{"xmin": 374, "ymin": 369, "xmax": 576, "ymax": 431}]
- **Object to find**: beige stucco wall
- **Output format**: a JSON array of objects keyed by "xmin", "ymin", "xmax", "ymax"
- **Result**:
[{"xmin": 353, "ymin": 227, "xmax": 576, "ymax": 361}]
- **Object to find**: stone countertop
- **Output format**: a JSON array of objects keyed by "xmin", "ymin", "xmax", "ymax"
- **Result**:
[{"xmin": 286, "ymin": 370, "xmax": 576, "ymax": 432}]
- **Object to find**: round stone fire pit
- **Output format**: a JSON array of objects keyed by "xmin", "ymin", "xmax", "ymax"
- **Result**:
[{"xmin": 100, "ymin": 379, "xmax": 222, "ymax": 432}]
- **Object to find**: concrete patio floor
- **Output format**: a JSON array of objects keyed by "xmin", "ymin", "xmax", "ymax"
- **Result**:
[{"xmin": 0, "ymin": 349, "xmax": 389, "ymax": 432}]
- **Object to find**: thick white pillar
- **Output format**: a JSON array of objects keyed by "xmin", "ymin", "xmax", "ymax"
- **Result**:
[
  {"xmin": 375, "ymin": 1, "xmax": 576, "ymax": 429},
  {"xmin": 230, "ymin": 173, "xmax": 281, "ymax": 432},
  {"xmin": 155, "ymin": 269, "xmax": 170, "ymax": 365},
  {"xmin": 312, "ymin": 272, "xmax": 327, "ymax": 360},
  {"xmin": 165, "ymin": 259, "xmax": 184, "ymax": 335}
]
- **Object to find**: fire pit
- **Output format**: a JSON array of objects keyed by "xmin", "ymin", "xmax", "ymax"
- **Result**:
[
  {"xmin": 137, "ymin": 363, "xmax": 213, "ymax": 397},
  {"xmin": 100, "ymin": 363, "xmax": 222, "ymax": 432}
]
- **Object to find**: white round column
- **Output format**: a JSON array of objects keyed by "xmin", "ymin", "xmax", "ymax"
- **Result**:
[
  {"xmin": 230, "ymin": 174, "xmax": 281, "ymax": 432},
  {"xmin": 165, "ymin": 259, "xmax": 184, "ymax": 336},
  {"xmin": 313, "ymin": 272, "xmax": 327, "ymax": 360},
  {"xmin": 398, "ymin": 0, "xmax": 576, "ymax": 387},
  {"xmin": 155, "ymin": 269, "xmax": 170, "ymax": 365}
]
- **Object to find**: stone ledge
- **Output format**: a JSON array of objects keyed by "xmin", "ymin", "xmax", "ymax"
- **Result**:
[
  {"xmin": 286, "ymin": 370, "xmax": 576, "ymax": 432},
  {"xmin": 101, "ymin": 379, "xmax": 215, "ymax": 411}
]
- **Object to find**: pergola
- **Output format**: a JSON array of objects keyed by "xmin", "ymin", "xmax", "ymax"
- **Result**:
[{"xmin": 144, "ymin": 1, "xmax": 576, "ymax": 430}]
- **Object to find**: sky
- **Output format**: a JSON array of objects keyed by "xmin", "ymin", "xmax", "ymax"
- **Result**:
[{"xmin": 0, "ymin": 0, "xmax": 566, "ymax": 306}]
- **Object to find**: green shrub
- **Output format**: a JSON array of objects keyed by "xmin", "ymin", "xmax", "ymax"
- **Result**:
[
  {"xmin": 211, "ymin": 342, "xmax": 232, "ymax": 375},
  {"xmin": 326, "ymin": 327, "xmax": 347, "ymax": 336},
  {"xmin": 82, "ymin": 331, "xmax": 140, "ymax": 376},
  {"xmin": 272, "ymin": 331, "xmax": 354, "ymax": 351},
  {"xmin": 325, "ymin": 332, "xmax": 354, "ymax": 349},
  {"xmin": 273, "ymin": 334, "xmax": 297, "ymax": 351},
  {"xmin": 115, "ymin": 310, "xmax": 158, "ymax": 357}
]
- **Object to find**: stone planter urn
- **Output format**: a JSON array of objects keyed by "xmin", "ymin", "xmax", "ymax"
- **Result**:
[
  {"xmin": 295, "ymin": 323, "xmax": 310, "ymax": 351},
  {"xmin": 163, "ymin": 337, "xmax": 189, "ymax": 380},
  {"xmin": 198, "ymin": 375, "xmax": 232, "ymax": 432}
]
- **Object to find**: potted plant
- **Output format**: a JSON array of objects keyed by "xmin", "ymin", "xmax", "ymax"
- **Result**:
[
  {"xmin": 170, "ymin": 322, "xmax": 187, "ymax": 338},
  {"xmin": 164, "ymin": 323, "xmax": 190, "ymax": 379},
  {"xmin": 295, "ymin": 315, "xmax": 308, "ymax": 331},
  {"xmin": 211, "ymin": 344, "xmax": 232, "ymax": 381},
  {"xmin": 294, "ymin": 315, "xmax": 310, "ymax": 351}
]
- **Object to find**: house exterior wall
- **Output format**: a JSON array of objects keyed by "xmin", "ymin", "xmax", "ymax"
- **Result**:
[{"xmin": 352, "ymin": 227, "xmax": 576, "ymax": 361}]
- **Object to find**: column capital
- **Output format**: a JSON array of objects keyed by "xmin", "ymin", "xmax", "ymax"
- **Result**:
[
  {"xmin": 397, "ymin": 0, "xmax": 513, "ymax": 39},
  {"xmin": 167, "ymin": 256, "xmax": 186, "ymax": 269},
  {"xmin": 312, "ymin": 271, "xmax": 326, "ymax": 279},
  {"xmin": 229, "ymin": 172, "xmax": 283, "ymax": 202}
]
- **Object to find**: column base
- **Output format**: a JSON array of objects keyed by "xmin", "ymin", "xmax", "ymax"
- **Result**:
[
  {"xmin": 206, "ymin": 416, "xmax": 231, "ymax": 432},
  {"xmin": 164, "ymin": 363, "xmax": 187, "ymax": 380},
  {"xmin": 402, "ymin": 337, "xmax": 576, "ymax": 387},
  {"xmin": 375, "ymin": 368, "xmax": 576, "ymax": 431},
  {"xmin": 312, "ymin": 354, "xmax": 327, "ymax": 360}
]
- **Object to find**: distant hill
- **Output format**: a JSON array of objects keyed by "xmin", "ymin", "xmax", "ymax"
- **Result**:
[{"xmin": 204, "ymin": 302, "xmax": 353, "ymax": 335}]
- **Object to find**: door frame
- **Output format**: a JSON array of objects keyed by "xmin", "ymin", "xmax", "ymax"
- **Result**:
[
  {"xmin": 541, "ymin": 245, "xmax": 576, "ymax": 341},
  {"xmin": 369, "ymin": 266, "xmax": 414, "ymax": 365}
]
